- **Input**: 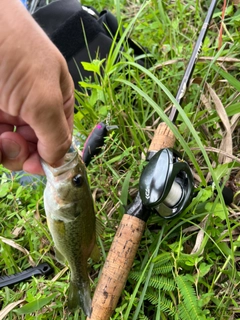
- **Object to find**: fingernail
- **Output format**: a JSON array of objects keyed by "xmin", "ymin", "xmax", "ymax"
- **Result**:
[{"xmin": 1, "ymin": 139, "xmax": 21, "ymax": 159}]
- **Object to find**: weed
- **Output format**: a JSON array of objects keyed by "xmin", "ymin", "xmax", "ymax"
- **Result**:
[{"xmin": 0, "ymin": 0, "xmax": 240, "ymax": 319}]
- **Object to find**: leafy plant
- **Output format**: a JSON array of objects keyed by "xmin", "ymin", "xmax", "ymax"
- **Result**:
[{"xmin": 0, "ymin": 0, "xmax": 240, "ymax": 319}]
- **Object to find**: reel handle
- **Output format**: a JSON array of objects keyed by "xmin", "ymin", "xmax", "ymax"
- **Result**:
[{"xmin": 87, "ymin": 123, "xmax": 175, "ymax": 320}]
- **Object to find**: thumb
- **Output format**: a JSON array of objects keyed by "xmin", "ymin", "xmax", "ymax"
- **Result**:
[{"xmin": 0, "ymin": 132, "xmax": 29, "ymax": 171}]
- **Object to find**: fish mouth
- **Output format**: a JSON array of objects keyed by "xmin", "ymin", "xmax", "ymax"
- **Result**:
[{"xmin": 41, "ymin": 151, "xmax": 80, "ymax": 178}]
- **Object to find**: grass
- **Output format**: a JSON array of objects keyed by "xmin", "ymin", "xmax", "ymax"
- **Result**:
[{"xmin": 1, "ymin": 0, "xmax": 240, "ymax": 319}]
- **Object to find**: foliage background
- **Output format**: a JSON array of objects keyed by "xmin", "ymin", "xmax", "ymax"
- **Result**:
[{"xmin": 0, "ymin": 0, "xmax": 240, "ymax": 319}]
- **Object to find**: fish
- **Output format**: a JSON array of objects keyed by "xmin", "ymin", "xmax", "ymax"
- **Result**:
[{"xmin": 41, "ymin": 151, "xmax": 96, "ymax": 317}]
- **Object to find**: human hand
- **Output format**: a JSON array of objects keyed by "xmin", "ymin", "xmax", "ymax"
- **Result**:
[{"xmin": 0, "ymin": 0, "xmax": 74, "ymax": 175}]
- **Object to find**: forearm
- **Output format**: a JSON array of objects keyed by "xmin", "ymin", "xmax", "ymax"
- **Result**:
[{"xmin": 0, "ymin": 0, "xmax": 74, "ymax": 173}]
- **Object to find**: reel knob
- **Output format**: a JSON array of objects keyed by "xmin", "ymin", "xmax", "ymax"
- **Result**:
[{"xmin": 139, "ymin": 148, "xmax": 194, "ymax": 218}]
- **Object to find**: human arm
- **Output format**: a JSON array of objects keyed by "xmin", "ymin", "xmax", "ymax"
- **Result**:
[{"xmin": 0, "ymin": 0, "xmax": 74, "ymax": 174}]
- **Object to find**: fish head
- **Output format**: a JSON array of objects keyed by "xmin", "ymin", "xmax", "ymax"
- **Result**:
[{"xmin": 42, "ymin": 152, "xmax": 90, "ymax": 204}]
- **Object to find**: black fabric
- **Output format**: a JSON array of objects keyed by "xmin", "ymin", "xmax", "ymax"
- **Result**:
[
  {"xmin": 33, "ymin": 0, "xmax": 151, "ymax": 65},
  {"xmin": 33, "ymin": 0, "xmax": 82, "ymax": 35},
  {"xmin": 98, "ymin": 10, "xmax": 152, "ymax": 66},
  {"xmin": 67, "ymin": 34, "xmax": 113, "ymax": 89},
  {"xmin": 51, "ymin": 10, "xmax": 106, "ymax": 61},
  {"xmin": 32, "ymin": 0, "xmax": 153, "ymax": 91},
  {"xmin": 98, "ymin": 10, "xmax": 119, "ymax": 37}
]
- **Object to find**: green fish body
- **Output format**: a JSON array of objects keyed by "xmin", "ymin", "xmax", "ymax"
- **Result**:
[{"xmin": 42, "ymin": 152, "xmax": 96, "ymax": 317}]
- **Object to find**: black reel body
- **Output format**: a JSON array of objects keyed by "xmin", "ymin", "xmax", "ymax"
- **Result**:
[{"xmin": 139, "ymin": 148, "xmax": 194, "ymax": 218}]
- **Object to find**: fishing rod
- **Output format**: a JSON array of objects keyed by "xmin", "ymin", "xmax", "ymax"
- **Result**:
[
  {"xmin": 87, "ymin": 0, "xmax": 219, "ymax": 319},
  {"xmin": 29, "ymin": 0, "xmax": 40, "ymax": 14},
  {"xmin": 168, "ymin": 0, "xmax": 218, "ymax": 123}
]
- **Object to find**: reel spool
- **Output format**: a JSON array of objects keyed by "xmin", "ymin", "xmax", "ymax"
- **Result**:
[{"xmin": 139, "ymin": 148, "xmax": 194, "ymax": 218}]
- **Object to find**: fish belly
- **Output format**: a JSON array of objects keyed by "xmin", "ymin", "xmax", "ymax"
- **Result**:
[{"xmin": 46, "ymin": 206, "xmax": 95, "ymax": 316}]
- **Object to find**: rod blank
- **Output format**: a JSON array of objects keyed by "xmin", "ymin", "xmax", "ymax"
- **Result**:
[{"xmin": 168, "ymin": 0, "xmax": 218, "ymax": 122}]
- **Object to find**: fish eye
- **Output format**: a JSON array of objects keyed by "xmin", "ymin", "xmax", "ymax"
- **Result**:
[{"xmin": 72, "ymin": 174, "xmax": 83, "ymax": 188}]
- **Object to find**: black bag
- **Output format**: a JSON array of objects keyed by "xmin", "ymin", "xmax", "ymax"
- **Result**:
[{"xmin": 32, "ymin": 0, "xmax": 152, "ymax": 91}]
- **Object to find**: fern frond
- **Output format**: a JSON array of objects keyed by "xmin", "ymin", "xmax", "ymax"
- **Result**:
[
  {"xmin": 152, "ymin": 262, "xmax": 173, "ymax": 274},
  {"xmin": 149, "ymin": 275, "xmax": 175, "ymax": 291},
  {"xmin": 178, "ymin": 302, "xmax": 195, "ymax": 320},
  {"xmin": 129, "ymin": 271, "xmax": 142, "ymax": 282},
  {"xmin": 176, "ymin": 275, "xmax": 202, "ymax": 319},
  {"xmin": 153, "ymin": 252, "xmax": 172, "ymax": 265},
  {"xmin": 145, "ymin": 290, "xmax": 175, "ymax": 316},
  {"xmin": 129, "ymin": 271, "xmax": 175, "ymax": 291},
  {"xmin": 145, "ymin": 291, "xmax": 158, "ymax": 305},
  {"xmin": 129, "ymin": 253, "xmax": 173, "ymax": 287}
]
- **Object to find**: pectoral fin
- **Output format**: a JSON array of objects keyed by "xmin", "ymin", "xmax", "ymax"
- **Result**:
[
  {"xmin": 55, "ymin": 247, "xmax": 66, "ymax": 265},
  {"xmin": 90, "ymin": 243, "xmax": 100, "ymax": 262},
  {"xmin": 90, "ymin": 217, "xmax": 103, "ymax": 262}
]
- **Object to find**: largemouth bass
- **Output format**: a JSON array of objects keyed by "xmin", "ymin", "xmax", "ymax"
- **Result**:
[{"xmin": 41, "ymin": 151, "xmax": 96, "ymax": 317}]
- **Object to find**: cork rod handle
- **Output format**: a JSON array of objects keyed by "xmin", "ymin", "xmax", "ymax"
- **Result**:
[
  {"xmin": 148, "ymin": 122, "xmax": 176, "ymax": 153},
  {"xmin": 87, "ymin": 122, "xmax": 176, "ymax": 320},
  {"xmin": 87, "ymin": 215, "xmax": 145, "ymax": 320}
]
